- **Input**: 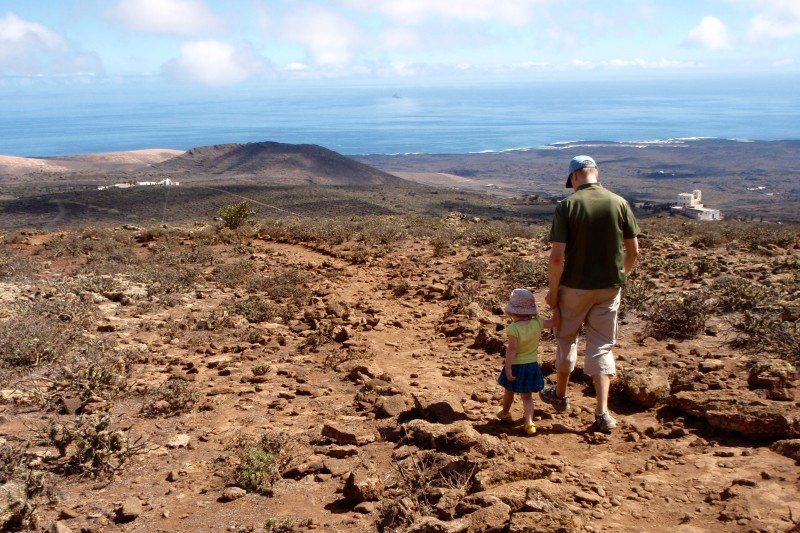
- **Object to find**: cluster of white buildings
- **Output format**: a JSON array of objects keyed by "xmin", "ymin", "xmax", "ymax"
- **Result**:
[
  {"xmin": 670, "ymin": 189, "xmax": 722, "ymax": 221},
  {"xmin": 97, "ymin": 178, "xmax": 179, "ymax": 191}
]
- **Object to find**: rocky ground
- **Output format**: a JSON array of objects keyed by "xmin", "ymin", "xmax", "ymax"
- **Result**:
[{"xmin": 0, "ymin": 214, "xmax": 798, "ymax": 533}]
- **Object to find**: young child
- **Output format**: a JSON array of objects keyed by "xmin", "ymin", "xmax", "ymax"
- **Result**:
[{"xmin": 496, "ymin": 288, "xmax": 559, "ymax": 435}]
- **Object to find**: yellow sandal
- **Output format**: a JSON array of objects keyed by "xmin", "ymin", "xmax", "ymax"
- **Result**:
[
  {"xmin": 522, "ymin": 422, "xmax": 537, "ymax": 435},
  {"xmin": 496, "ymin": 409, "xmax": 513, "ymax": 422}
]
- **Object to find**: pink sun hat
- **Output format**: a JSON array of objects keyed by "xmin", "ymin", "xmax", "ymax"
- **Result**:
[{"xmin": 505, "ymin": 288, "xmax": 538, "ymax": 316}]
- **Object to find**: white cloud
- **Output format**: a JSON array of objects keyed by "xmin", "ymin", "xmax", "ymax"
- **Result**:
[
  {"xmin": 747, "ymin": 0, "xmax": 800, "ymax": 41},
  {"xmin": 683, "ymin": 16, "xmax": 731, "ymax": 50},
  {"xmin": 346, "ymin": 0, "xmax": 543, "ymax": 26},
  {"xmin": 602, "ymin": 58, "xmax": 701, "ymax": 69},
  {"xmin": 163, "ymin": 40, "xmax": 265, "ymax": 85},
  {"xmin": 772, "ymin": 58, "xmax": 795, "ymax": 67},
  {"xmin": 0, "ymin": 12, "xmax": 102, "ymax": 76},
  {"xmin": 285, "ymin": 62, "xmax": 310, "ymax": 71},
  {"xmin": 379, "ymin": 26, "xmax": 420, "ymax": 49},
  {"xmin": 113, "ymin": 0, "xmax": 222, "ymax": 36},
  {"xmin": 570, "ymin": 59, "xmax": 594, "ymax": 68},
  {"xmin": 281, "ymin": 6, "xmax": 359, "ymax": 66}
]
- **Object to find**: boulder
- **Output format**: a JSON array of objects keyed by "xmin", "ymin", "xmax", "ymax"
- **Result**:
[
  {"xmin": 412, "ymin": 395, "xmax": 466, "ymax": 424},
  {"xmin": 465, "ymin": 502, "xmax": 511, "ymax": 533},
  {"xmin": 0, "ymin": 481, "xmax": 28, "ymax": 530},
  {"xmin": 615, "ymin": 366, "xmax": 670, "ymax": 408},
  {"xmin": 771, "ymin": 439, "xmax": 800, "ymax": 462},
  {"xmin": 342, "ymin": 470, "xmax": 382, "ymax": 503},
  {"xmin": 114, "ymin": 497, "xmax": 142, "ymax": 523},
  {"xmin": 219, "ymin": 486, "xmax": 246, "ymax": 502},
  {"xmin": 472, "ymin": 328, "xmax": 505, "ymax": 355},
  {"xmin": 406, "ymin": 516, "xmax": 468, "ymax": 533},
  {"xmin": 699, "ymin": 359, "xmax": 724, "ymax": 372},
  {"xmin": 509, "ymin": 511, "xmax": 582, "ymax": 533},
  {"xmin": 748, "ymin": 359, "xmax": 796, "ymax": 390},
  {"xmin": 321, "ymin": 422, "xmax": 375, "ymax": 446},
  {"xmin": 375, "ymin": 396, "xmax": 408, "ymax": 418},
  {"xmin": 668, "ymin": 391, "xmax": 800, "ymax": 440},
  {"xmin": 402, "ymin": 420, "xmax": 500, "ymax": 456}
]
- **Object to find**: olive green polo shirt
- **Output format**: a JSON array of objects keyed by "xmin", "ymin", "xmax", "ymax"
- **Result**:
[{"xmin": 549, "ymin": 183, "xmax": 639, "ymax": 290}]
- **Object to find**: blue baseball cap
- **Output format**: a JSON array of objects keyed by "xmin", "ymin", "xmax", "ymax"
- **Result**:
[{"xmin": 566, "ymin": 155, "xmax": 597, "ymax": 188}]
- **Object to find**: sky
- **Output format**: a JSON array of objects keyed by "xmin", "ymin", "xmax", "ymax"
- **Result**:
[{"xmin": 0, "ymin": 0, "xmax": 799, "ymax": 87}]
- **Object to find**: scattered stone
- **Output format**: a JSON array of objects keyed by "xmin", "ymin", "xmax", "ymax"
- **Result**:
[
  {"xmin": 412, "ymin": 395, "xmax": 466, "ymax": 424},
  {"xmin": 114, "ymin": 498, "xmax": 142, "ymax": 523},
  {"xmin": 466, "ymin": 502, "xmax": 510, "ymax": 532},
  {"xmin": 402, "ymin": 419, "xmax": 500, "ymax": 456},
  {"xmin": 343, "ymin": 470, "xmax": 382, "ymax": 503},
  {"xmin": 771, "ymin": 439, "xmax": 800, "ymax": 462},
  {"xmin": 375, "ymin": 395, "xmax": 407, "ymax": 418},
  {"xmin": 321, "ymin": 422, "xmax": 375, "ymax": 446},
  {"xmin": 699, "ymin": 360, "xmax": 724, "ymax": 372},
  {"xmin": 219, "ymin": 486, "xmax": 247, "ymax": 502},
  {"xmin": 166, "ymin": 434, "xmax": 191, "ymax": 449},
  {"xmin": 615, "ymin": 366, "xmax": 670, "ymax": 407},
  {"xmin": 49, "ymin": 522, "xmax": 73, "ymax": 533},
  {"xmin": 748, "ymin": 359, "xmax": 796, "ymax": 390},
  {"xmin": 574, "ymin": 491, "xmax": 603, "ymax": 505},
  {"xmin": 509, "ymin": 511, "xmax": 581, "ymax": 532}
]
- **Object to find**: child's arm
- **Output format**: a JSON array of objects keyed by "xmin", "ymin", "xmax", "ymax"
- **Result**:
[
  {"xmin": 542, "ymin": 308, "xmax": 560, "ymax": 330},
  {"xmin": 504, "ymin": 335, "xmax": 518, "ymax": 381}
]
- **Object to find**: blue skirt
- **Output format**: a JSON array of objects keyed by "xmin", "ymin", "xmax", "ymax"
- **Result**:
[{"xmin": 498, "ymin": 362, "xmax": 545, "ymax": 393}]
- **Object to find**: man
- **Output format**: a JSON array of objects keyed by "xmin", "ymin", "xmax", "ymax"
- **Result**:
[{"xmin": 539, "ymin": 155, "xmax": 640, "ymax": 432}]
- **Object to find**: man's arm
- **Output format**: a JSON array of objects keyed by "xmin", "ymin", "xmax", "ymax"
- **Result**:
[
  {"xmin": 546, "ymin": 242, "xmax": 566, "ymax": 308},
  {"xmin": 623, "ymin": 237, "xmax": 639, "ymax": 275}
]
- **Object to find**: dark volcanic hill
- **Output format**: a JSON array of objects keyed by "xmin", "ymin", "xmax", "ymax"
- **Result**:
[{"xmin": 157, "ymin": 141, "xmax": 401, "ymax": 185}]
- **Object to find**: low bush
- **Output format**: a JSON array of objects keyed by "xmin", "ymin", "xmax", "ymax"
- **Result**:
[
  {"xmin": 141, "ymin": 379, "xmax": 198, "ymax": 417},
  {"xmin": 732, "ymin": 310, "xmax": 800, "ymax": 362},
  {"xmin": 643, "ymin": 293, "xmax": 709, "ymax": 340},
  {"xmin": 49, "ymin": 344, "xmax": 131, "ymax": 403},
  {"xmin": 458, "ymin": 258, "xmax": 487, "ymax": 281},
  {"xmin": 219, "ymin": 201, "xmax": 256, "ymax": 230},
  {"xmin": 43, "ymin": 414, "xmax": 145, "ymax": 477},
  {"xmin": 234, "ymin": 432, "xmax": 294, "ymax": 496},
  {"xmin": 263, "ymin": 518, "xmax": 311, "ymax": 533},
  {"xmin": 710, "ymin": 275, "xmax": 773, "ymax": 312},
  {"xmin": 230, "ymin": 297, "xmax": 281, "ymax": 323},
  {"xmin": 495, "ymin": 256, "xmax": 548, "ymax": 289}
]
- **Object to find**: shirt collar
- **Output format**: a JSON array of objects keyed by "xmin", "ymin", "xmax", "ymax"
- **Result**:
[{"xmin": 576, "ymin": 183, "xmax": 602, "ymax": 191}]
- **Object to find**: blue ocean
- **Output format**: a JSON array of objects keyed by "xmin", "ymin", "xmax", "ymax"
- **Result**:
[{"xmin": 1, "ymin": 75, "xmax": 798, "ymax": 157}]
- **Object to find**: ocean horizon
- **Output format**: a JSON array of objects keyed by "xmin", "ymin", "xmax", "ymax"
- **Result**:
[{"xmin": 2, "ymin": 75, "xmax": 799, "ymax": 157}]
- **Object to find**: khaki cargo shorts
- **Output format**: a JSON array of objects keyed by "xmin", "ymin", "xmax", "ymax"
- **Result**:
[{"xmin": 555, "ymin": 286, "xmax": 621, "ymax": 377}]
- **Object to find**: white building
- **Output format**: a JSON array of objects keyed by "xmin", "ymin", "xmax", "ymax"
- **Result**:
[
  {"xmin": 97, "ymin": 178, "xmax": 179, "ymax": 191},
  {"xmin": 671, "ymin": 189, "xmax": 722, "ymax": 221}
]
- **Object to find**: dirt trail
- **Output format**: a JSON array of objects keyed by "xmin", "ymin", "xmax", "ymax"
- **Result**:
[{"xmin": 3, "ymin": 231, "xmax": 799, "ymax": 533}]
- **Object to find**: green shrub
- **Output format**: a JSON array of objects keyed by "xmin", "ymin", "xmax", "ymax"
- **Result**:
[
  {"xmin": 234, "ymin": 433, "xmax": 293, "ymax": 496},
  {"xmin": 219, "ymin": 202, "xmax": 256, "ymax": 230}
]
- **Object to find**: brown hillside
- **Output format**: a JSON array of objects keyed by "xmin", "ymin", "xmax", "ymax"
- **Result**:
[{"xmin": 157, "ymin": 141, "xmax": 402, "ymax": 185}]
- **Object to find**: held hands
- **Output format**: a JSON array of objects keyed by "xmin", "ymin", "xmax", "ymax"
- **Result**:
[
  {"xmin": 545, "ymin": 290, "xmax": 558, "ymax": 309},
  {"xmin": 504, "ymin": 365, "xmax": 515, "ymax": 382}
]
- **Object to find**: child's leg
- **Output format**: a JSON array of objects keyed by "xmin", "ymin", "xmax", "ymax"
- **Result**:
[
  {"xmin": 521, "ymin": 393, "xmax": 534, "ymax": 424},
  {"xmin": 500, "ymin": 389, "xmax": 514, "ymax": 413}
]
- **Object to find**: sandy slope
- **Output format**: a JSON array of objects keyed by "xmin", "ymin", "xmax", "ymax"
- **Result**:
[{"xmin": 0, "ymin": 148, "xmax": 185, "ymax": 180}]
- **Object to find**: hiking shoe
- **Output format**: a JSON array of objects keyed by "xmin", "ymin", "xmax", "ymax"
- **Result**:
[
  {"xmin": 595, "ymin": 412, "xmax": 618, "ymax": 432},
  {"xmin": 539, "ymin": 386, "xmax": 569, "ymax": 413},
  {"xmin": 522, "ymin": 421, "xmax": 537, "ymax": 435},
  {"xmin": 496, "ymin": 409, "xmax": 513, "ymax": 422}
]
